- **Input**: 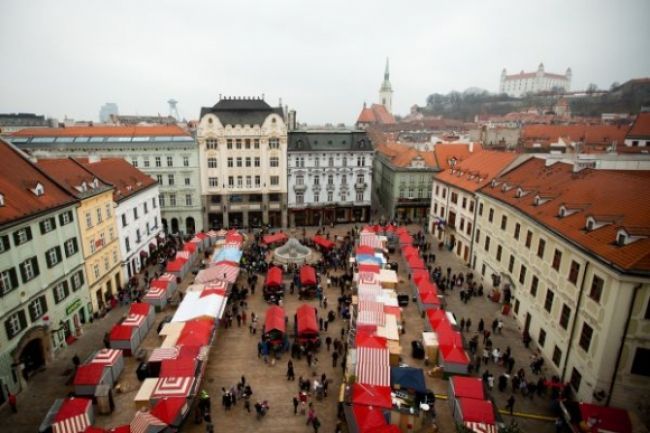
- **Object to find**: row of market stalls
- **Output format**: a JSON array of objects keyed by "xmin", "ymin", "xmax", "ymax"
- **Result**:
[{"xmin": 108, "ymin": 303, "xmax": 156, "ymax": 356}]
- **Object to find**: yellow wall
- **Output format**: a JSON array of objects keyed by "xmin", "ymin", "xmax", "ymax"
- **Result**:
[{"xmin": 76, "ymin": 190, "xmax": 123, "ymax": 312}]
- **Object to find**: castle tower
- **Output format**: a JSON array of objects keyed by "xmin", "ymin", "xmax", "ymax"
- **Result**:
[{"xmin": 379, "ymin": 58, "xmax": 393, "ymax": 114}]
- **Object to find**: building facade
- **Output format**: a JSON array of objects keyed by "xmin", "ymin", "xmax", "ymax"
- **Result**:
[
  {"xmin": 429, "ymin": 151, "xmax": 521, "ymax": 263},
  {"xmin": 36, "ymin": 159, "xmax": 122, "ymax": 313},
  {"xmin": 0, "ymin": 140, "xmax": 89, "ymax": 400},
  {"xmin": 9, "ymin": 126, "xmax": 203, "ymax": 235},
  {"xmin": 624, "ymin": 112, "xmax": 650, "ymax": 149},
  {"xmin": 287, "ymin": 130, "xmax": 373, "ymax": 226},
  {"xmin": 472, "ymin": 157, "xmax": 650, "ymax": 411},
  {"xmin": 500, "ymin": 63, "xmax": 571, "ymax": 97},
  {"xmin": 197, "ymin": 97, "xmax": 288, "ymax": 229},
  {"xmin": 78, "ymin": 157, "xmax": 162, "ymax": 281}
]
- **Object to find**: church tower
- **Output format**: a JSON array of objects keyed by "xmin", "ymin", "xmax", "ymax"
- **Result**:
[{"xmin": 379, "ymin": 58, "xmax": 393, "ymax": 114}]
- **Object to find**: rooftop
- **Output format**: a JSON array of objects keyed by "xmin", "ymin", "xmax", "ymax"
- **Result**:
[
  {"xmin": 435, "ymin": 150, "xmax": 520, "ymax": 192},
  {"xmin": 288, "ymin": 130, "xmax": 372, "ymax": 152},
  {"xmin": 35, "ymin": 158, "xmax": 113, "ymax": 199},
  {"xmin": 199, "ymin": 97, "xmax": 284, "ymax": 126},
  {"xmin": 0, "ymin": 139, "xmax": 77, "ymax": 226},
  {"xmin": 357, "ymin": 104, "xmax": 396, "ymax": 125},
  {"xmin": 12, "ymin": 125, "xmax": 189, "ymax": 138},
  {"xmin": 375, "ymin": 142, "xmax": 479, "ymax": 170},
  {"xmin": 76, "ymin": 157, "xmax": 157, "ymax": 203},
  {"xmin": 626, "ymin": 112, "xmax": 650, "ymax": 139},
  {"xmin": 479, "ymin": 157, "xmax": 650, "ymax": 274},
  {"xmin": 521, "ymin": 124, "xmax": 630, "ymax": 150}
]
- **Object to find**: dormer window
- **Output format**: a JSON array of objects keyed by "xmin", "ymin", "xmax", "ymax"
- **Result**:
[
  {"xmin": 501, "ymin": 183, "xmax": 513, "ymax": 192},
  {"xmin": 0, "ymin": 193, "xmax": 4, "ymax": 207},
  {"xmin": 558, "ymin": 206, "xmax": 567, "ymax": 217},
  {"xmin": 616, "ymin": 230, "xmax": 628, "ymax": 246},
  {"xmin": 586, "ymin": 217, "xmax": 595, "ymax": 231},
  {"xmin": 31, "ymin": 182, "xmax": 45, "ymax": 197},
  {"xmin": 491, "ymin": 179, "xmax": 500, "ymax": 188},
  {"xmin": 92, "ymin": 178, "xmax": 99, "ymax": 188},
  {"xmin": 515, "ymin": 187, "xmax": 528, "ymax": 198}
]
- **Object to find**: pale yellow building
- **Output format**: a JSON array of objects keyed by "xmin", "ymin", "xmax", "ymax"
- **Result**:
[{"xmin": 36, "ymin": 158, "xmax": 123, "ymax": 313}]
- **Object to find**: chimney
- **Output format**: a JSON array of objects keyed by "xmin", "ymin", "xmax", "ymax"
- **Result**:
[
  {"xmin": 469, "ymin": 142, "xmax": 474, "ymax": 152},
  {"xmin": 88, "ymin": 153, "xmax": 101, "ymax": 163},
  {"xmin": 288, "ymin": 110, "xmax": 297, "ymax": 131}
]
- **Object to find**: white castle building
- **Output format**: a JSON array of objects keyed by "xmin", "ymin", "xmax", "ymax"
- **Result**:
[{"xmin": 500, "ymin": 63, "xmax": 571, "ymax": 97}]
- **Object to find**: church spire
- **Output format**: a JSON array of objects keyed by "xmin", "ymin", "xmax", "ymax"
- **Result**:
[
  {"xmin": 384, "ymin": 57, "xmax": 390, "ymax": 81},
  {"xmin": 379, "ymin": 57, "xmax": 393, "ymax": 114}
]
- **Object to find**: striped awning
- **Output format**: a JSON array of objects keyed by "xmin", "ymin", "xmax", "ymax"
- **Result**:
[
  {"xmin": 151, "ymin": 376, "xmax": 195, "ymax": 399},
  {"xmin": 52, "ymin": 399, "xmax": 92, "ymax": 433},
  {"xmin": 143, "ymin": 287, "xmax": 166, "ymax": 300},
  {"xmin": 130, "ymin": 410, "xmax": 166, "ymax": 433},
  {"xmin": 357, "ymin": 282, "xmax": 383, "ymax": 301},
  {"xmin": 176, "ymin": 250, "xmax": 192, "ymax": 260},
  {"xmin": 357, "ymin": 301, "xmax": 386, "ymax": 326},
  {"xmin": 359, "ymin": 233, "xmax": 382, "ymax": 249},
  {"xmin": 122, "ymin": 314, "xmax": 146, "ymax": 328},
  {"xmin": 464, "ymin": 422, "xmax": 498, "ymax": 433},
  {"xmin": 90, "ymin": 349, "xmax": 121, "ymax": 365},
  {"xmin": 355, "ymin": 347, "xmax": 390, "ymax": 386},
  {"xmin": 210, "ymin": 263, "xmax": 239, "ymax": 284},
  {"xmin": 159, "ymin": 273, "xmax": 175, "ymax": 282},
  {"xmin": 149, "ymin": 347, "xmax": 180, "ymax": 363},
  {"xmin": 359, "ymin": 271, "xmax": 379, "ymax": 285}
]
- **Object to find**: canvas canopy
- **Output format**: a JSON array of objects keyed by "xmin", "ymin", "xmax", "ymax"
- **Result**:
[
  {"xmin": 351, "ymin": 402, "xmax": 388, "ymax": 433},
  {"xmin": 52, "ymin": 398, "xmax": 94, "ymax": 433},
  {"xmin": 313, "ymin": 235, "xmax": 335, "ymax": 249},
  {"xmin": 412, "ymin": 269, "xmax": 429, "ymax": 284},
  {"xmin": 358, "ymin": 263, "xmax": 380, "ymax": 274},
  {"xmin": 182, "ymin": 242, "xmax": 197, "ymax": 253},
  {"xmin": 122, "ymin": 314, "xmax": 148, "ymax": 340},
  {"xmin": 263, "ymin": 232, "xmax": 287, "ymax": 245},
  {"xmin": 299, "ymin": 265, "xmax": 317, "ymax": 286},
  {"xmin": 90, "ymin": 349, "xmax": 124, "ymax": 383},
  {"xmin": 211, "ymin": 247, "xmax": 242, "ymax": 264},
  {"xmin": 109, "ymin": 324, "xmax": 141, "ymax": 355},
  {"xmin": 390, "ymin": 366, "xmax": 427, "ymax": 394},
  {"xmin": 264, "ymin": 305, "xmax": 286, "ymax": 334},
  {"xmin": 159, "ymin": 358, "xmax": 197, "ymax": 378},
  {"xmin": 151, "ymin": 376, "xmax": 195, "ymax": 400},
  {"xmin": 172, "ymin": 289, "xmax": 226, "ymax": 322},
  {"xmin": 150, "ymin": 397, "xmax": 188, "ymax": 427},
  {"xmin": 355, "ymin": 245, "xmax": 375, "ymax": 256},
  {"xmin": 225, "ymin": 230, "xmax": 243, "ymax": 243},
  {"xmin": 166, "ymin": 257, "xmax": 188, "ymax": 275},
  {"xmin": 356, "ymin": 347, "xmax": 390, "ymax": 386},
  {"xmin": 454, "ymin": 398, "xmax": 496, "ymax": 424},
  {"xmin": 204, "ymin": 260, "xmax": 239, "ymax": 284},
  {"xmin": 578, "ymin": 403, "xmax": 632, "ymax": 433},
  {"xmin": 130, "ymin": 410, "xmax": 166, "ymax": 433},
  {"xmin": 296, "ymin": 304, "xmax": 318, "ymax": 344},
  {"xmin": 440, "ymin": 345, "xmax": 470, "ymax": 374},
  {"xmin": 407, "ymin": 255, "xmax": 426, "ymax": 270},
  {"xmin": 176, "ymin": 319, "xmax": 214, "ymax": 346},
  {"xmin": 351, "ymin": 383, "xmax": 392, "ymax": 409},
  {"xmin": 175, "ymin": 251, "xmax": 192, "ymax": 261},
  {"xmin": 355, "ymin": 329, "xmax": 387, "ymax": 349},
  {"xmin": 73, "ymin": 364, "xmax": 112, "ymax": 396},
  {"xmin": 265, "ymin": 267, "xmax": 283, "ymax": 287},
  {"xmin": 449, "ymin": 376, "xmax": 485, "ymax": 401}
]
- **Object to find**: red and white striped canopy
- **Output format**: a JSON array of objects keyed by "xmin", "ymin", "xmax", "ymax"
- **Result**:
[
  {"xmin": 175, "ymin": 250, "xmax": 192, "ymax": 260},
  {"xmin": 355, "ymin": 347, "xmax": 390, "ymax": 386},
  {"xmin": 358, "ymin": 301, "xmax": 386, "ymax": 326},
  {"xmin": 52, "ymin": 398, "xmax": 92, "ymax": 433},
  {"xmin": 148, "ymin": 347, "xmax": 180, "ymax": 363},
  {"xmin": 159, "ymin": 273, "xmax": 175, "ymax": 282},
  {"xmin": 130, "ymin": 410, "xmax": 166, "ymax": 433},
  {"xmin": 90, "ymin": 349, "xmax": 121, "ymax": 366},
  {"xmin": 208, "ymin": 262, "xmax": 239, "ymax": 284},
  {"xmin": 143, "ymin": 288, "xmax": 166, "ymax": 300},
  {"xmin": 122, "ymin": 314, "xmax": 146, "ymax": 328},
  {"xmin": 357, "ymin": 282, "xmax": 383, "ymax": 301},
  {"xmin": 151, "ymin": 376, "xmax": 195, "ymax": 399},
  {"xmin": 464, "ymin": 421, "xmax": 498, "ymax": 433},
  {"xmin": 359, "ymin": 271, "xmax": 379, "ymax": 285},
  {"xmin": 359, "ymin": 233, "xmax": 382, "ymax": 249}
]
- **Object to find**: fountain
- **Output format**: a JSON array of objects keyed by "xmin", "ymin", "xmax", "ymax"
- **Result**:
[{"xmin": 272, "ymin": 237, "xmax": 316, "ymax": 265}]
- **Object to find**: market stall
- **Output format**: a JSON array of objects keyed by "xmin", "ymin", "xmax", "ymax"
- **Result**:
[
  {"xmin": 159, "ymin": 358, "xmax": 198, "ymax": 378},
  {"xmin": 263, "ymin": 305, "xmax": 286, "ymax": 350},
  {"xmin": 355, "ymin": 347, "xmax": 390, "ymax": 387},
  {"xmin": 172, "ymin": 288, "xmax": 226, "ymax": 323},
  {"xmin": 263, "ymin": 266, "xmax": 284, "ymax": 301},
  {"xmin": 122, "ymin": 313, "xmax": 149, "ymax": 341},
  {"xmin": 262, "ymin": 231, "xmax": 287, "ymax": 246},
  {"xmin": 299, "ymin": 265, "xmax": 318, "ymax": 298},
  {"xmin": 210, "ymin": 247, "xmax": 242, "ymax": 264},
  {"xmin": 296, "ymin": 304, "xmax": 319, "ymax": 346},
  {"xmin": 129, "ymin": 410, "xmax": 167, "ymax": 433},
  {"xmin": 346, "ymin": 404, "xmax": 390, "ymax": 433},
  {"xmin": 176, "ymin": 318, "xmax": 214, "ymax": 347},
  {"xmin": 150, "ymin": 376, "xmax": 196, "ymax": 402},
  {"xmin": 150, "ymin": 397, "xmax": 189, "ymax": 428},
  {"xmin": 90, "ymin": 349, "xmax": 124, "ymax": 383},
  {"xmin": 439, "ymin": 345, "xmax": 471, "ymax": 375},
  {"xmin": 203, "ymin": 260, "xmax": 239, "ymax": 284},
  {"xmin": 350, "ymin": 383, "xmax": 392, "ymax": 409},
  {"xmin": 448, "ymin": 376, "xmax": 486, "ymax": 413},
  {"xmin": 165, "ymin": 257, "xmax": 189, "ymax": 280},
  {"xmin": 73, "ymin": 363, "xmax": 112, "ymax": 396},
  {"xmin": 143, "ymin": 287, "xmax": 167, "ymax": 312},
  {"xmin": 150, "ymin": 273, "xmax": 177, "ymax": 298},
  {"xmin": 109, "ymin": 324, "xmax": 141, "ymax": 356},
  {"xmin": 51, "ymin": 398, "xmax": 94, "ymax": 433},
  {"xmin": 453, "ymin": 398, "xmax": 497, "ymax": 432},
  {"xmin": 312, "ymin": 235, "xmax": 335, "ymax": 250}
]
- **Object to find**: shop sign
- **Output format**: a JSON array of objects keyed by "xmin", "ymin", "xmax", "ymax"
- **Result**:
[{"xmin": 66, "ymin": 298, "xmax": 82, "ymax": 316}]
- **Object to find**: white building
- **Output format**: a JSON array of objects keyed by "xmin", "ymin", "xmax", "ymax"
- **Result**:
[
  {"xmin": 9, "ymin": 126, "xmax": 203, "ymax": 235},
  {"xmin": 197, "ymin": 97, "xmax": 288, "ymax": 228},
  {"xmin": 99, "ymin": 103, "xmax": 118, "ymax": 123},
  {"xmin": 472, "ymin": 157, "xmax": 650, "ymax": 412},
  {"xmin": 78, "ymin": 157, "xmax": 162, "ymax": 281},
  {"xmin": 500, "ymin": 63, "xmax": 571, "ymax": 97},
  {"xmin": 287, "ymin": 129, "xmax": 373, "ymax": 226}
]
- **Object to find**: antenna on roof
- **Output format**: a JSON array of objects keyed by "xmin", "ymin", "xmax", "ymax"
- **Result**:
[
  {"xmin": 262, "ymin": 93, "xmax": 265, "ymax": 100},
  {"xmin": 168, "ymin": 99, "xmax": 180, "ymax": 120}
]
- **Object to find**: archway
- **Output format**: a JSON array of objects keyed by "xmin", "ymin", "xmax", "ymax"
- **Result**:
[
  {"xmin": 171, "ymin": 218, "xmax": 179, "ymax": 234},
  {"xmin": 19, "ymin": 338, "xmax": 45, "ymax": 380},
  {"xmin": 162, "ymin": 218, "xmax": 168, "ymax": 233},
  {"xmin": 186, "ymin": 217, "xmax": 195, "ymax": 235}
]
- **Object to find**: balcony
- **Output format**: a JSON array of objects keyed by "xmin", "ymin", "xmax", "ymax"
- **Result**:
[
  {"xmin": 355, "ymin": 182, "xmax": 368, "ymax": 191},
  {"xmin": 326, "ymin": 184, "xmax": 336, "ymax": 191},
  {"xmin": 293, "ymin": 184, "xmax": 307, "ymax": 192}
]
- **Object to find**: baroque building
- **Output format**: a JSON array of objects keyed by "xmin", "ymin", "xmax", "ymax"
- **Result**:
[{"xmin": 500, "ymin": 63, "xmax": 571, "ymax": 97}]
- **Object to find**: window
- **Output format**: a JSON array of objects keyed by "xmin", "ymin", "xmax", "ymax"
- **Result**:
[
  {"xmin": 59, "ymin": 210, "xmax": 73, "ymax": 226},
  {"xmin": 589, "ymin": 275, "xmax": 604, "ymax": 303},
  {"xmin": 484, "ymin": 236, "xmax": 490, "ymax": 252},
  {"xmin": 93, "ymin": 263, "xmax": 100, "ymax": 279},
  {"xmin": 0, "ymin": 268, "xmax": 19, "ymax": 295},
  {"xmin": 228, "ymin": 176, "xmax": 234, "ymax": 188},
  {"xmin": 544, "ymin": 289, "xmax": 554, "ymax": 312},
  {"xmin": 185, "ymin": 194, "xmax": 192, "ymax": 206},
  {"xmin": 227, "ymin": 139, "xmax": 233, "ymax": 149},
  {"xmin": 469, "ymin": 201, "xmax": 474, "ymax": 212},
  {"xmin": 356, "ymin": 192, "xmax": 364, "ymax": 202},
  {"xmin": 155, "ymin": 156, "xmax": 161, "ymax": 167},
  {"xmin": 133, "ymin": 208, "xmax": 139, "ymax": 220},
  {"xmin": 341, "ymin": 174, "xmax": 347, "ymax": 185},
  {"xmin": 579, "ymin": 323, "xmax": 593, "ymax": 352},
  {"xmin": 488, "ymin": 208, "xmax": 494, "ymax": 223},
  {"xmin": 245, "ymin": 139, "xmax": 251, "ymax": 149},
  {"xmin": 64, "ymin": 238, "xmax": 78, "ymax": 257},
  {"xmin": 568, "ymin": 260, "xmax": 580, "ymax": 285},
  {"xmin": 451, "ymin": 192, "xmax": 458, "ymax": 204},
  {"xmin": 159, "ymin": 195, "xmax": 165, "ymax": 207},
  {"xmin": 514, "ymin": 223, "xmax": 521, "ymax": 240},
  {"xmin": 295, "ymin": 156, "xmax": 304, "ymax": 167},
  {"xmin": 14, "ymin": 227, "xmax": 33, "ymax": 245},
  {"xmin": 442, "ymin": 189, "xmax": 446, "ymax": 199},
  {"xmin": 143, "ymin": 202, "xmax": 148, "ymax": 214},
  {"xmin": 270, "ymin": 176, "xmax": 279, "ymax": 186},
  {"xmin": 254, "ymin": 176, "xmax": 261, "ymax": 187},
  {"xmin": 342, "ymin": 156, "xmax": 347, "ymax": 167},
  {"xmin": 519, "ymin": 265, "xmax": 527, "ymax": 284},
  {"xmin": 208, "ymin": 157, "xmax": 217, "ymax": 168},
  {"xmin": 96, "ymin": 207, "xmax": 103, "ymax": 224},
  {"xmin": 537, "ymin": 239, "xmax": 546, "ymax": 259},
  {"xmin": 552, "ymin": 346, "xmax": 562, "ymax": 366},
  {"xmin": 209, "ymin": 177, "xmax": 218, "ymax": 187},
  {"xmin": 552, "ymin": 249, "xmax": 562, "ymax": 271},
  {"xmin": 570, "ymin": 368, "xmax": 582, "ymax": 392},
  {"xmin": 245, "ymin": 157, "xmax": 251, "ymax": 167},
  {"xmin": 125, "ymin": 237, "xmax": 130, "ymax": 252},
  {"xmin": 529, "ymin": 275, "xmax": 539, "ymax": 297},
  {"xmin": 169, "ymin": 194, "xmax": 176, "ymax": 207},
  {"xmin": 28, "ymin": 295, "xmax": 47, "ymax": 322},
  {"xmin": 254, "ymin": 139, "xmax": 260, "ymax": 149},
  {"xmin": 45, "ymin": 246, "xmax": 62, "ymax": 268},
  {"xmin": 4, "ymin": 310, "xmax": 27, "ymax": 340},
  {"xmin": 496, "ymin": 245, "xmax": 502, "ymax": 261},
  {"xmin": 167, "ymin": 156, "xmax": 173, "ymax": 167},
  {"xmin": 328, "ymin": 157, "xmax": 334, "ymax": 167},
  {"xmin": 132, "ymin": 158, "xmax": 139, "ymax": 167},
  {"xmin": 358, "ymin": 156, "xmax": 365, "ymax": 167},
  {"xmin": 560, "ymin": 304, "xmax": 571, "ymax": 330},
  {"xmin": 538, "ymin": 329, "xmax": 546, "ymax": 347},
  {"xmin": 152, "ymin": 197, "xmax": 157, "ymax": 208},
  {"xmin": 254, "ymin": 157, "xmax": 260, "ymax": 167},
  {"xmin": 467, "ymin": 222, "xmax": 472, "ymax": 235},
  {"xmin": 235, "ymin": 139, "xmax": 242, "ymax": 149},
  {"xmin": 53, "ymin": 281, "xmax": 70, "ymax": 304},
  {"xmin": 508, "ymin": 255, "xmax": 515, "ymax": 273},
  {"xmin": 168, "ymin": 174, "xmax": 175, "ymax": 186},
  {"xmin": 236, "ymin": 157, "xmax": 242, "ymax": 167},
  {"xmin": 156, "ymin": 174, "xmax": 163, "ymax": 184},
  {"xmin": 462, "ymin": 197, "xmax": 467, "ymax": 209},
  {"xmin": 227, "ymin": 158, "xmax": 234, "ymax": 168},
  {"xmin": 327, "ymin": 175, "xmax": 334, "ymax": 185},
  {"xmin": 525, "ymin": 231, "xmax": 532, "ymax": 248},
  {"xmin": 143, "ymin": 157, "xmax": 150, "ymax": 168},
  {"xmin": 314, "ymin": 193, "xmax": 319, "ymax": 203},
  {"xmin": 71, "ymin": 270, "xmax": 84, "ymax": 291},
  {"xmin": 631, "ymin": 348, "xmax": 650, "ymax": 377},
  {"xmin": 39, "ymin": 217, "xmax": 56, "ymax": 234},
  {"xmin": 327, "ymin": 191, "xmax": 333, "ymax": 202},
  {"xmin": 475, "ymin": 230, "xmax": 480, "ymax": 243},
  {"xmin": 206, "ymin": 138, "xmax": 217, "ymax": 149},
  {"xmin": 236, "ymin": 176, "xmax": 243, "ymax": 188},
  {"xmin": 183, "ymin": 156, "xmax": 190, "ymax": 167},
  {"xmin": 269, "ymin": 138, "xmax": 279, "ymax": 149},
  {"xmin": 184, "ymin": 177, "xmax": 191, "ymax": 186},
  {"xmin": 270, "ymin": 157, "xmax": 279, "ymax": 167},
  {"xmin": 296, "ymin": 175, "xmax": 304, "ymax": 186},
  {"xmin": 500, "ymin": 215, "xmax": 507, "ymax": 230},
  {"xmin": 296, "ymin": 193, "xmax": 304, "ymax": 204}
]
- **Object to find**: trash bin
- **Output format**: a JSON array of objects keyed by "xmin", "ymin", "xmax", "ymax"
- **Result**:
[
  {"xmin": 136, "ymin": 362, "xmax": 149, "ymax": 381},
  {"xmin": 411, "ymin": 340, "xmax": 425, "ymax": 359}
]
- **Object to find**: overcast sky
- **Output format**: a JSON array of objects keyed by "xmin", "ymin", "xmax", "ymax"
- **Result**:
[{"xmin": 1, "ymin": 0, "xmax": 649, "ymax": 125}]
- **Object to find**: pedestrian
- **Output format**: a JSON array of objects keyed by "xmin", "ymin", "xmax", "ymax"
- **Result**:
[
  {"xmin": 293, "ymin": 396, "xmax": 299, "ymax": 415},
  {"xmin": 497, "ymin": 320, "xmax": 504, "ymax": 334},
  {"xmin": 242, "ymin": 310, "xmax": 247, "ymax": 325},
  {"xmin": 244, "ymin": 399, "xmax": 251, "ymax": 413},
  {"xmin": 478, "ymin": 318, "xmax": 484, "ymax": 333},
  {"xmin": 236, "ymin": 313, "xmax": 242, "ymax": 327},
  {"xmin": 306, "ymin": 404, "xmax": 315, "ymax": 425},
  {"xmin": 312, "ymin": 416, "xmax": 321, "ymax": 432},
  {"xmin": 332, "ymin": 351, "xmax": 339, "ymax": 367},
  {"xmin": 325, "ymin": 336, "xmax": 332, "ymax": 351},
  {"xmin": 460, "ymin": 318, "xmax": 465, "ymax": 332},
  {"xmin": 7, "ymin": 391, "xmax": 17, "ymax": 413},
  {"xmin": 287, "ymin": 360, "xmax": 295, "ymax": 381},
  {"xmin": 491, "ymin": 318, "xmax": 498, "ymax": 334},
  {"xmin": 506, "ymin": 395, "xmax": 515, "ymax": 415},
  {"xmin": 205, "ymin": 420, "xmax": 214, "ymax": 433},
  {"xmin": 465, "ymin": 318, "xmax": 472, "ymax": 332}
]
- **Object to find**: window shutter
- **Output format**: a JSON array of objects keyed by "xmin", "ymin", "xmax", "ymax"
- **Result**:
[
  {"xmin": 59, "ymin": 213, "xmax": 64, "ymax": 225},
  {"xmin": 39, "ymin": 221, "xmax": 46, "ymax": 234},
  {"xmin": 40, "ymin": 295, "xmax": 48, "ymax": 315},
  {"xmin": 4, "ymin": 319, "xmax": 13, "ymax": 339},
  {"xmin": 19, "ymin": 263, "xmax": 27, "ymax": 283},
  {"xmin": 78, "ymin": 271, "xmax": 85, "ymax": 286},
  {"xmin": 9, "ymin": 268, "xmax": 18, "ymax": 291},
  {"xmin": 32, "ymin": 257, "xmax": 40, "ymax": 277},
  {"xmin": 29, "ymin": 302, "xmax": 37, "ymax": 322},
  {"xmin": 18, "ymin": 310, "xmax": 27, "ymax": 330},
  {"xmin": 13, "ymin": 232, "xmax": 20, "ymax": 245},
  {"xmin": 26, "ymin": 227, "xmax": 32, "ymax": 241},
  {"xmin": 63, "ymin": 281, "xmax": 69, "ymax": 298},
  {"xmin": 0, "ymin": 235, "xmax": 9, "ymax": 252},
  {"xmin": 72, "ymin": 238, "xmax": 78, "ymax": 253},
  {"xmin": 51, "ymin": 217, "xmax": 57, "ymax": 230},
  {"xmin": 56, "ymin": 246, "xmax": 62, "ymax": 263}
]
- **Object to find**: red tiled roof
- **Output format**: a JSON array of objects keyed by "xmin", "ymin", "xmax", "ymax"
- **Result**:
[
  {"xmin": 504, "ymin": 72, "xmax": 537, "ymax": 80},
  {"xmin": 479, "ymin": 158, "xmax": 650, "ymax": 273},
  {"xmin": 522, "ymin": 124, "xmax": 630, "ymax": 147},
  {"xmin": 375, "ymin": 142, "xmax": 437, "ymax": 169},
  {"xmin": 0, "ymin": 139, "xmax": 77, "ymax": 226},
  {"xmin": 76, "ymin": 158, "xmax": 157, "ymax": 202},
  {"xmin": 434, "ymin": 143, "xmax": 482, "ymax": 169},
  {"xmin": 35, "ymin": 158, "xmax": 112, "ymax": 198},
  {"xmin": 435, "ymin": 150, "xmax": 519, "ymax": 192},
  {"xmin": 627, "ymin": 112, "xmax": 650, "ymax": 138},
  {"xmin": 357, "ymin": 104, "xmax": 396, "ymax": 125},
  {"xmin": 12, "ymin": 125, "xmax": 189, "ymax": 137}
]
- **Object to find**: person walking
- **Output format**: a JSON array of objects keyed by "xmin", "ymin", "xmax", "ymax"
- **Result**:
[
  {"xmin": 325, "ymin": 336, "xmax": 332, "ymax": 351},
  {"xmin": 332, "ymin": 351, "xmax": 339, "ymax": 367},
  {"xmin": 312, "ymin": 416, "xmax": 321, "ymax": 433},
  {"xmin": 465, "ymin": 318, "xmax": 472, "ymax": 332},
  {"xmin": 306, "ymin": 404, "xmax": 315, "ymax": 425},
  {"xmin": 293, "ymin": 396, "xmax": 299, "ymax": 415},
  {"xmin": 459, "ymin": 318, "xmax": 465, "ymax": 332},
  {"xmin": 478, "ymin": 318, "xmax": 484, "ymax": 333},
  {"xmin": 7, "ymin": 391, "xmax": 17, "ymax": 413},
  {"xmin": 287, "ymin": 360, "xmax": 295, "ymax": 381},
  {"xmin": 506, "ymin": 395, "xmax": 516, "ymax": 415}
]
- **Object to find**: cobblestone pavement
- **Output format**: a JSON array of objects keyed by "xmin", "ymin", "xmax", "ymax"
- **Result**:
[{"xmin": 0, "ymin": 225, "xmax": 558, "ymax": 433}]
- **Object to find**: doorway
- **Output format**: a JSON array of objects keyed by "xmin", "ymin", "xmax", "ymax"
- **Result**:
[
  {"xmin": 185, "ymin": 217, "xmax": 195, "ymax": 235},
  {"xmin": 19, "ymin": 338, "xmax": 45, "ymax": 380},
  {"xmin": 171, "ymin": 218, "xmax": 179, "ymax": 234}
]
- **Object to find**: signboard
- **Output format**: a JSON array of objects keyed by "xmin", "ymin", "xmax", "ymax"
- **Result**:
[{"xmin": 66, "ymin": 298, "xmax": 82, "ymax": 316}]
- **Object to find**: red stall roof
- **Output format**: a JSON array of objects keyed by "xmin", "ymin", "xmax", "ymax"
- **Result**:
[
  {"xmin": 420, "ymin": 291, "xmax": 440, "ymax": 305},
  {"xmin": 159, "ymin": 358, "xmax": 197, "ymax": 378},
  {"xmin": 412, "ymin": 269, "xmax": 429, "ymax": 284},
  {"xmin": 407, "ymin": 255, "xmax": 426, "ymax": 270},
  {"xmin": 458, "ymin": 398, "xmax": 495, "ymax": 424},
  {"xmin": 401, "ymin": 245, "xmax": 419, "ymax": 259},
  {"xmin": 166, "ymin": 258, "xmax": 187, "ymax": 273},
  {"xmin": 296, "ymin": 304, "xmax": 318, "ymax": 335},
  {"xmin": 183, "ymin": 242, "xmax": 197, "ymax": 253},
  {"xmin": 299, "ymin": 265, "xmax": 317, "ymax": 286},
  {"xmin": 451, "ymin": 376, "xmax": 485, "ymax": 400},
  {"xmin": 264, "ymin": 305, "xmax": 286, "ymax": 334},
  {"xmin": 356, "ymin": 329, "xmax": 388, "ymax": 349},
  {"xmin": 426, "ymin": 309, "xmax": 447, "ymax": 329},
  {"xmin": 579, "ymin": 403, "xmax": 632, "ymax": 433},
  {"xmin": 352, "ymin": 405, "xmax": 388, "ymax": 433},
  {"xmin": 129, "ymin": 303, "xmax": 151, "ymax": 316},
  {"xmin": 417, "ymin": 279, "xmax": 438, "ymax": 294},
  {"xmin": 151, "ymin": 397, "xmax": 187, "ymax": 425},
  {"xmin": 441, "ymin": 345, "xmax": 470, "ymax": 364},
  {"xmin": 358, "ymin": 263, "xmax": 380, "ymax": 274},
  {"xmin": 110, "ymin": 325, "xmax": 135, "ymax": 341},
  {"xmin": 225, "ymin": 230, "xmax": 243, "ymax": 243},
  {"xmin": 356, "ymin": 245, "xmax": 375, "ymax": 256},
  {"xmin": 262, "ymin": 232, "xmax": 287, "ymax": 245},
  {"xmin": 150, "ymin": 279, "xmax": 171, "ymax": 289},
  {"xmin": 351, "ymin": 383, "xmax": 392, "ymax": 409},
  {"xmin": 73, "ymin": 363, "xmax": 106, "ymax": 385},
  {"xmin": 55, "ymin": 397, "xmax": 92, "ymax": 421},
  {"xmin": 313, "ymin": 235, "xmax": 335, "ymax": 249},
  {"xmin": 265, "ymin": 267, "xmax": 283, "ymax": 288},
  {"xmin": 177, "ymin": 319, "xmax": 213, "ymax": 346}
]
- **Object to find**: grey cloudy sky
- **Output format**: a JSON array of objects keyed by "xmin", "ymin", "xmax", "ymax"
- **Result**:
[{"xmin": 1, "ymin": 0, "xmax": 649, "ymax": 125}]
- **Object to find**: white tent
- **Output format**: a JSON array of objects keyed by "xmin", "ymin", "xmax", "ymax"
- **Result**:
[{"xmin": 172, "ymin": 289, "xmax": 226, "ymax": 323}]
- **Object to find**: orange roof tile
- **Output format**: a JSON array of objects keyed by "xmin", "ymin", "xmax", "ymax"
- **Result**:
[
  {"xmin": 376, "ymin": 142, "xmax": 437, "ymax": 169},
  {"xmin": 435, "ymin": 150, "xmax": 519, "ymax": 192},
  {"xmin": 0, "ymin": 140, "xmax": 77, "ymax": 226},
  {"xmin": 12, "ymin": 125, "xmax": 189, "ymax": 137},
  {"xmin": 479, "ymin": 157, "xmax": 650, "ymax": 273},
  {"xmin": 76, "ymin": 158, "xmax": 157, "ymax": 202},
  {"xmin": 356, "ymin": 104, "xmax": 396, "ymax": 125},
  {"xmin": 35, "ymin": 158, "xmax": 112, "ymax": 198},
  {"xmin": 522, "ymin": 124, "xmax": 629, "ymax": 147},
  {"xmin": 627, "ymin": 112, "xmax": 650, "ymax": 138},
  {"xmin": 434, "ymin": 143, "xmax": 482, "ymax": 170}
]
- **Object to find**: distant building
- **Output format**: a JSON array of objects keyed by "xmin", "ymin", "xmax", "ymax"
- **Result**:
[
  {"xmin": 0, "ymin": 113, "xmax": 54, "ymax": 136},
  {"xmin": 500, "ymin": 63, "xmax": 571, "ymax": 97},
  {"xmin": 99, "ymin": 103, "xmax": 118, "ymax": 123},
  {"xmin": 521, "ymin": 124, "xmax": 630, "ymax": 153},
  {"xmin": 356, "ymin": 59, "xmax": 396, "ymax": 128},
  {"xmin": 287, "ymin": 129, "xmax": 373, "ymax": 226},
  {"xmin": 109, "ymin": 114, "xmax": 176, "ymax": 125},
  {"xmin": 379, "ymin": 58, "xmax": 393, "ymax": 114},
  {"xmin": 624, "ymin": 112, "xmax": 650, "ymax": 150}
]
